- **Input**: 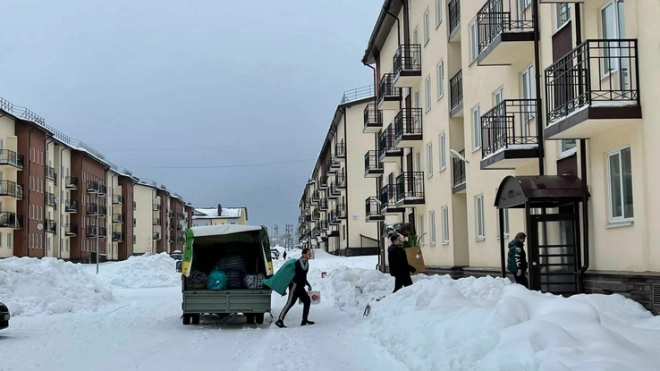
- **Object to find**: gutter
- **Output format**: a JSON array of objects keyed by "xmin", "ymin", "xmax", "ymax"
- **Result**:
[{"xmin": 342, "ymin": 108, "xmax": 349, "ymax": 254}]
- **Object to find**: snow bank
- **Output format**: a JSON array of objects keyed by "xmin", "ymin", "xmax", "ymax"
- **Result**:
[
  {"xmin": 0, "ymin": 257, "xmax": 114, "ymax": 316},
  {"xmin": 95, "ymin": 253, "xmax": 180, "ymax": 289},
  {"xmin": 324, "ymin": 267, "xmax": 660, "ymax": 370}
]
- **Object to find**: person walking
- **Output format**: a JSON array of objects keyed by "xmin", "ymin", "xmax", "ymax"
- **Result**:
[
  {"xmin": 283, "ymin": 251, "xmax": 287, "ymax": 260},
  {"xmin": 507, "ymin": 232, "xmax": 528, "ymax": 288},
  {"xmin": 275, "ymin": 248, "xmax": 314, "ymax": 328},
  {"xmin": 388, "ymin": 233, "xmax": 416, "ymax": 293}
]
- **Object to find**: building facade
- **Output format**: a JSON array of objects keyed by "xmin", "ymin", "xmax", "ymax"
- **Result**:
[{"xmin": 192, "ymin": 205, "xmax": 249, "ymax": 226}]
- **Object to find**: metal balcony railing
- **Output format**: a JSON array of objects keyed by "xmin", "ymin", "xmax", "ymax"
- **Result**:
[
  {"xmin": 450, "ymin": 70, "xmax": 463, "ymax": 111},
  {"xmin": 47, "ymin": 192, "xmax": 57, "ymax": 208},
  {"xmin": 394, "ymin": 108, "xmax": 423, "ymax": 144},
  {"xmin": 378, "ymin": 73, "xmax": 399, "ymax": 102},
  {"xmin": 379, "ymin": 184, "xmax": 399, "ymax": 213},
  {"xmin": 364, "ymin": 150, "xmax": 383, "ymax": 172},
  {"xmin": 46, "ymin": 219, "xmax": 56, "ymax": 234},
  {"xmin": 481, "ymin": 99, "xmax": 539, "ymax": 157},
  {"xmin": 113, "ymin": 195, "xmax": 123, "ymax": 204},
  {"xmin": 363, "ymin": 104, "xmax": 383, "ymax": 129},
  {"xmin": 0, "ymin": 212, "xmax": 22, "ymax": 228},
  {"xmin": 393, "ymin": 44, "xmax": 422, "ymax": 77},
  {"xmin": 65, "ymin": 224, "xmax": 78, "ymax": 235},
  {"xmin": 0, "ymin": 180, "xmax": 23, "ymax": 199},
  {"xmin": 65, "ymin": 200, "xmax": 78, "ymax": 212},
  {"xmin": 65, "ymin": 176, "xmax": 78, "ymax": 189},
  {"xmin": 452, "ymin": 149, "xmax": 467, "ymax": 187},
  {"xmin": 477, "ymin": 0, "xmax": 535, "ymax": 54},
  {"xmin": 365, "ymin": 197, "xmax": 382, "ymax": 219},
  {"xmin": 0, "ymin": 149, "xmax": 24, "ymax": 169},
  {"xmin": 448, "ymin": 0, "xmax": 461, "ymax": 36},
  {"xmin": 46, "ymin": 165, "xmax": 57, "ymax": 183},
  {"xmin": 335, "ymin": 142, "xmax": 346, "ymax": 158},
  {"xmin": 395, "ymin": 172, "xmax": 425, "ymax": 202}
]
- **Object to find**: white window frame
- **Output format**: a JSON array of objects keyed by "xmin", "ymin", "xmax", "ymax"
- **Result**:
[
  {"xmin": 429, "ymin": 210, "xmax": 437, "ymax": 246},
  {"xmin": 437, "ymin": 60, "xmax": 445, "ymax": 100},
  {"xmin": 475, "ymin": 194, "xmax": 485, "ymax": 240},
  {"xmin": 518, "ymin": 0, "xmax": 532, "ymax": 19},
  {"xmin": 415, "ymin": 90, "xmax": 421, "ymax": 108},
  {"xmin": 424, "ymin": 10, "xmax": 430, "ymax": 45},
  {"xmin": 427, "ymin": 142, "xmax": 434, "ymax": 177},
  {"xmin": 555, "ymin": 3, "xmax": 571, "ymax": 31},
  {"xmin": 606, "ymin": 146, "xmax": 634, "ymax": 223},
  {"xmin": 440, "ymin": 132, "xmax": 447, "ymax": 171},
  {"xmin": 8, "ymin": 233, "xmax": 11, "ymax": 248},
  {"xmin": 496, "ymin": 207, "xmax": 510, "ymax": 238},
  {"xmin": 469, "ymin": 20, "xmax": 479, "ymax": 63},
  {"xmin": 560, "ymin": 139, "xmax": 577, "ymax": 157},
  {"xmin": 419, "ymin": 213, "xmax": 425, "ymax": 245},
  {"xmin": 600, "ymin": 1, "xmax": 625, "ymax": 75},
  {"xmin": 425, "ymin": 75, "xmax": 432, "ymax": 111},
  {"xmin": 472, "ymin": 105, "xmax": 482, "ymax": 150},
  {"xmin": 436, "ymin": 0, "xmax": 443, "ymax": 27},
  {"xmin": 413, "ymin": 27, "xmax": 419, "ymax": 45},
  {"xmin": 441, "ymin": 206, "xmax": 449, "ymax": 244},
  {"xmin": 520, "ymin": 65, "xmax": 536, "ymax": 132},
  {"xmin": 416, "ymin": 151, "xmax": 422, "ymax": 172}
]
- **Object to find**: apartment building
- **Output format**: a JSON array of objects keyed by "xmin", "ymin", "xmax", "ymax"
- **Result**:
[
  {"xmin": 346, "ymin": 0, "xmax": 659, "ymax": 311},
  {"xmin": 298, "ymin": 87, "xmax": 381, "ymax": 256},
  {"xmin": 192, "ymin": 205, "xmax": 249, "ymax": 226},
  {"xmin": 0, "ymin": 96, "xmax": 192, "ymax": 262},
  {"xmin": 169, "ymin": 194, "xmax": 187, "ymax": 252}
]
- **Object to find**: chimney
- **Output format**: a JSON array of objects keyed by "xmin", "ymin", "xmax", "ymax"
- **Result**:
[{"xmin": 217, "ymin": 204, "xmax": 222, "ymax": 217}]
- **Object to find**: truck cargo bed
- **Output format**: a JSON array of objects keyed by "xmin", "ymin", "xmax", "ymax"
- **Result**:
[{"xmin": 182, "ymin": 290, "xmax": 271, "ymax": 314}]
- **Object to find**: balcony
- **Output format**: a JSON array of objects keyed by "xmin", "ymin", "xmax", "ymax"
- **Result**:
[
  {"xmin": 318, "ymin": 197, "xmax": 328, "ymax": 211},
  {"xmin": 46, "ymin": 165, "xmax": 57, "ymax": 183},
  {"xmin": 337, "ymin": 171, "xmax": 346, "ymax": 189},
  {"xmin": 98, "ymin": 184, "xmax": 107, "ymax": 196},
  {"xmin": 65, "ymin": 200, "xmax": 78, "ymax": 213},
  {"xmin": 393, "ymin": 44, "xmax": 422, "ymax": 87},
  {"xmin": 99, "ymin": 227, "xmax": 107, "ymax": 238},
  {"xmin": 328, "ymin": 182, "xmax": 340, "ymax": 199},
  {"xmin": 364, "ymin": 150, "xmax": 383, "ymax": 178},
  {"xmin": 365, "ymin": 196, "xmax": 384, "ymax": 222},
  {"xmin": 0, "ymin": 212, "xmax": 23, "ymax": 229},
  {"xmin": 476, "ymin": 0, "xmax": 535, "ymax": 66},
  {"xmin": 395, "ymin": 172, "xmax": 425, "ymax": 206},
  {"xmin": 98, "ymin": 205, "xmax": 107, "ymax": 217},
  {"xmin": 393, "ymin": 108, "xmax": 423, "ymax": 147},
  {"xmin": 86, "ymin": 180, "xmax": 99, "ymax": 193},
  {"xmin": 336, "ymin": 202, "xmax": 347, "ymax": 220},
  {"xmin": 328, "ymin": 157, "xmax": 341, "ymax": 172},
  {"xmin": 319, "ymin": 175, "xmax": 329, "ymax": 190},
  {"xmin": 450, "ymin": 70, "xmax": 464, "ymax": 117},
  {"xmin": 46, "ymin": 219, "xmax": 56, "ymax": 234},
  {"xmin": 112, "ymin": 232, "xmax": 123, "ymax": 242},
  {"xmin": 0, "ymin": 149, "xmax": 24, "ymax": 170},
  {"xmin": 153, "ymin": 218, "xmax": 161, "ymax": 225},
  {"xmin": 177, "ymin": 212, "xmax": 185, "ymax": 220},
  {"xmin": 312, "ymin": 208, "xmax": 320, "ymax": 222},
  {"xmin": 335, "ymin": 142, "xmax": 346, "ymax": 161},
  {"xmin": 153, "ymin": 203, "xmax": 161, "ymax": 211},
  {"xmin": 113, "ymin": 213, "xmax": 123, "ymax": 223},
  {"xmin": 86, "ymin": 203, "xmax": 98, "ymax": 215},
  {"xmin": 448, "ymin": 0, "xmax": 461, "ymax": 42},
  {"xmin": 65, "ymin": 176, "xmax": 78, "ymax": 189},
  {"xmin": 0, "ymin": 180, "xmax": 23, "ymax": 199},
  {"xmin": 113, "ymin": 195, "xmax": 123, "ymax": 205},
  {"xmin": 153, "ymin": 232, "xmax": 161, "ymax": 241},
  {"xmin": 377, "ymin": 73, "xmax": 401, "ymax": 110},
  {"xmin": 329, "ymin": 210, "xmax": 339, "ymax": 225},
  {"xmin": 47, "ymin": 192, "xmax": 57, "ymax": 208},
  {"xmin": 65, "ymin": 224, "xmax": 78, "ymax": 236},
  {"xmin": 379, "ymin": 125, "xmax": 403, "ymax": 164},
  {"xmin": 86, "ymin": 226, "xmax": 97, "ymax": 237},
  {"xmin": 544, "ymin": 39, "xmax": 641, "ymax": 140},
  {"xmin": 452, "ymin": 149, "xmax": 467, "ymax": 193},
  {"xmin": 311, "ymin": 191, "xmax": 320, "ymax": 205},
  {"xmin": 363, "ymin": 104, "xmax": 383, "ymax": 133},
  {"xmin": 380, "ymin": 184, "xmax": 405, "ymax": 214},
  {"xmin": 312, "ymin": 227, "xmax": 320, "ymax": 238},
  {"xmin": 177, "ymin": 224, "xmax": 183, "ymax": 231},
  {"xmin": 480, "ymin": 99, "xmax": 540, "ymax": 170}
]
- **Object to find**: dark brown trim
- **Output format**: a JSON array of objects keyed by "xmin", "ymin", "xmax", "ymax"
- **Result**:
[
  {"xmin": 479, "ymin": 148, "xmax": 540, "ymax": 170},
  {"xmin": 452, "ymin": 182, "xmax": 466, "ymax": 194},
  {"xmin": 544, "ymin": 106, "xmax": 643, "ymax": 140},
  {"xmin": 476, "ymin": 32, "xmax": 535, "ymax": 66}
]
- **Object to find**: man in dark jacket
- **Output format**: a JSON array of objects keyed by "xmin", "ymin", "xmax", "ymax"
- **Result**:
[
  {"xmin": 275, "ymin": 248, "xmax": 314, "ymax": 328},
  {"xmin": 388, "ymin": 233, "xmax": 416, "ymax": 293},
  {"xmin": 507, "ymin": 232, "xmax": 528, "ymax": 288}
]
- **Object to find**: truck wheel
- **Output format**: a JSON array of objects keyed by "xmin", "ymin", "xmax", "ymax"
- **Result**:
[
  {"xmin": 183, "ymin": 314, "xmax": 191, "ymax": 325},
  {"xmin": 255, "ymin": 313, "xmax": 265, "ymax": 325},
  {"xmin": 191, "ymin": 314, "xmax": 200, "ymax": 325},
  {"xmin": 245, "ymin": 314, "xmax": 255, "ymax": 324}
]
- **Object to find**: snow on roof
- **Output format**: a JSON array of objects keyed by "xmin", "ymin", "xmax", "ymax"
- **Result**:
[
  {"xmin": 193, "ymin": 207, "xmax": 243, "ymax": 219},
  {"xmin": 190, "ymin": 224, "xmax": 261, "ymax": 237}
]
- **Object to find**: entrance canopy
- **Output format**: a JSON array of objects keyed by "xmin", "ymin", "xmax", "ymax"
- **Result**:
[{"xmin": 494, "ymin": 175, "xmax": 589, "ymax": 209}]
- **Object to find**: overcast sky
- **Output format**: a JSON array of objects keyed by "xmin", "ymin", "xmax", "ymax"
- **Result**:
[{"xmin": 0, "ymin": 0, "xmax": 381, "ymax": 230}]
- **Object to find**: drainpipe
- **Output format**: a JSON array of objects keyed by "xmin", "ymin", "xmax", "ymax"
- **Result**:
[
  {"xmin": 531, "ymin": 0, "xmax": 544, "ymax": 176},
  {"xmin": 25, "ymin": 125, "xmax": 36, "ymax": 258},
  {"xmin": 342, "ymin": 108, "xmax": 349, "ymax": 255},
  {"xmin": 575, "ymin": 3, "xmax": 590, "ymax": 284},
  {"xmin": 58, "ymin": 146, "xmax": 67, "ymax": 260},
  {"xmin": 45, "ymin": 137, "xmax": 54, "ymax": 258}
]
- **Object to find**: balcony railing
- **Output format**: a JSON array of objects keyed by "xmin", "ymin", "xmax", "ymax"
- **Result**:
[
  {"xmin": 336, "ymin": 203, "xmax": 347, "ymax": 219},
  {"xmin": 47, "ymin": 192, "xmax": 57, "ymax": 208},
  {"xmin": 65, "ymin": 224, "xmax": 78, "ymax": 236},
  {"xmin": 364, "ymin": 150, "xmax": 383, "ymax": 173},
  {"xmin": 452, "ymin": 149, "xmax": 467, "ymax": 188},
  {"xmin": 0, "ymin": 180, "xmax": 22, "ymax": 199},
  {"xmin": 330, "ymin": 181, "xmax": 340, "ymax": 197},
  {"xmin": 481, "ymin": 99, "xmax": 538, "ymax": 157},
  {"xmin": 86, "ymin": 226, "xmax": 97, "ymax": 237},
  {"xmin": 153, "ymin": 232, "xmax": 161, "ymax": 240},
  {"xmin": 46, "ymin": 165, "xmax": 57, "ymax": 183},
  {"xmin": 311, "ymin": 191, "xmax": 320, "ymax": 203},
  {"xmin": 450, "ymin": 70, "xmax": 463, "ymax": 112},
  {"xmin": 365, "ymin": 196, "xmax": 383, "ymax": 219},
  {"xmin": 318, "ymin": 198, "xmax": 328, "ymax": 211},
  {"xmin": 98, "ymin": 184, "xmax": 107, "ymax": 195},
  {"xmin": 86, "ymin": 203, "xmax": 98, "ymax": 215},
  {"xmin": 65, "ymin": 200, "xmax": 78, "ymax": 212},
  {"xmin": 379, "ymin": 125, "xmax": 402, "ymax": 159},
  {"xmin": 545, "ymin": 39, "xmax": 640, "ymax": 124},
  {"xmin": 379, "ymin": 184, "xmax": 400, "ymax": 213},
  {"xmin": 337, "ymin": 171, "xmax": 346, "ymax": 188},
  {"xmin": 329, "ymin": 210, "xmax": 338, "ymax": 224},
  {"xmin": 86, "ymin": 180, "xmax": 99, "ymax": 193},
  {"xmin": 98, "ymin": 205, "xmax": 107, "ymax": 216},
  {"xmin": 0, "ymin": 149, "xmax": 24, "ymax": 169},
  {"xmin": 112, "ymin": 232, "xmax": 123, "ymax": 242},
  {"xmin": 113, "ymin": 213, "xmax": 123, "ymax": 223},
  {"xmin": 46, "ymin": 219, "xmax": 56, "ymax": 234},
  {"xmin": 0, "ymin": 212, "xmax": 23, "ymax": 228},
  {"xmin": 378, "ymin": 73, "xmax": 399, "ymax": 102},
  {"xmin": 177, "ymin": 212, "xmax": 185, "ymax": 220},
  {"xmin": 153, "ymin": 204, "xmax": 161, "ymax": 211},
  {"xmin": 395, "ymin": 172, "xmax": 425, "ymax": 203},
  {"xmin": 335, "ymin": 143, "xmax": 346, "ymax": 159},
  {"xmin": 393, "ymin": 108, "xmax": 423, "ymax": 145},
  {"xmin": 65, "ymin": 176, "xmax": 78, "ymax": 189},
  {"xmin": 448, "ymin": 0, "xmax": 461, "ymax": 37},
  {"xmin": 363, "ymin": 103, "xmax": 383, "ymax": 131},
  {"xmin": 113, "ymin": 195, "xmax": 123, "ymax": 204},
  {"xmin": 393, "ymin": 44, "xmax": 422, "ymax": 78},
  {"xmin": 153, "ymin": 218, "xmax": 161, "ymax": 225},
  {"xmin": 99, "ymin": 227, "xmax": 107, "ymax": 237},
  {"xmin": 477, "ymin": 0, "xmax": 534, "ymax": 54},
  {"xmin": 319, "ymin": 175, "xmax": 329, "ymax": 189}
]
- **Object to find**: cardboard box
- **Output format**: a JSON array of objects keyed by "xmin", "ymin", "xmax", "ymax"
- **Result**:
[{"xmin": 405, "ymin": 246, "xmax": 426, "ymax": 274}]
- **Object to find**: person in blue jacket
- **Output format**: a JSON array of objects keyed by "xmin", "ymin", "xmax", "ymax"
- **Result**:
[{"xmin": 275, "ymin": 248, "xmax": 314, "ymax": 328}]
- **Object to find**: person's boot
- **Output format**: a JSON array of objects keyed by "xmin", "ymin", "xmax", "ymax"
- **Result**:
[
  {"xmin": 275, "ymin": 320, "xmax": 286, "ymax": 328},
  {"xmin": 301, "ymin": 320, "xmax": 315, "ymax": 326}
]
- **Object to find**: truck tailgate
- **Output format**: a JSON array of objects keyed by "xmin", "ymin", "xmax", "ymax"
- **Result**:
[{"xmin": 183, "ymin": 290, "xmax": 271, "ymax": 314}]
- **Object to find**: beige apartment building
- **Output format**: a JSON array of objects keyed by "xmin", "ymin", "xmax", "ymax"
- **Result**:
[
  {"xmin": 300, "ymin": 0, "xmax": 659, "ymax": 311},
  {"xmin": 298, "ymin": 87, "xmax": 382, "ymax": 256}
]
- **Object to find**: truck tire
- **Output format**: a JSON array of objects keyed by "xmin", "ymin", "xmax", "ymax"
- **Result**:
[
  {"xmin": 255, "ymin": 313, "xmax": 265, "ymax": 325},
  {"xmin": 245, "ymin": 314, "xmax": 255, "ymax": 324},
  {"xmin": 183, "ymin": 314, "xmax": 191, "ymax": 325},
  {"xmin": 192, "ymin": 314, "xmax": 200, "ymax": 325}
]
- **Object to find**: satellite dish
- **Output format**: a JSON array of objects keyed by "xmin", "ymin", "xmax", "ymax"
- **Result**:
[{"xmin": 449, "ymin": 149, "xmax": 469, "ymax": 164}]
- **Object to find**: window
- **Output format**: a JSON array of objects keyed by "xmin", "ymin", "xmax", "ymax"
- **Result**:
[
  {"xmin": 425, "ymin": 76, "xmax": 432, "ymax": 111},
  {"xmin": 29, "ymin": 234, "xmax": 34, "ymax": 249},
  {"xmin": 493, "ymin": 88, "xmax": 505, "ymax": 142},
  {"xmin": 419, "ymin": 213, "xmax": 425, "ymax": 244},
  {"xmin": 469, "ymin": 20, "xmax": 479, "ymax": 62},
  {"xmin": 427, "ymin": 142, "xmax": 434, "ymax": 177},
  {"xmin": 437, "ymin": 61, "xmax": 445, "ymax": 99},
  {"xmin": 8, "ymin": 233, "xmax": 12, "ymax": 248},
  {"xmin": 429, "ymin": 210, "xmax": 436, "ymax": 245},
  {"xmin": 440, "ymin": 132, "xmax": 447, "ymax": 170},
  {"xmin": 600, "ymin": 1, "xmax": 625, "ymax": 73},
  {"xmin": 561, "ymin": 140, "xmax": 577, "ymax": 155},
  {"xmin": 607, "ymin": 147, "xmax": 634, "ymax": 222},
  {"xmin": 518, "ymin": 0, "xmax": 532, "ymax": 18},
  {"xmin": 475, "ymin": 194, "xmax": 485, "ymax": 239},
  {"xmin": 0, "ymin": 232, "xmax": 2, "ymax": 247},
  {"xmin": 435, "ymin": 0, "xmax": 443, "ymax": 26},
  {"xmin": 556, "ymin": 3, "xmax": 571, "ymax": 30},
  {"xmin": 424, "ymin": 10, "xmax": 430, "ymax": 44},
  {"xmin": 441, "ymin": 206, "xmax": 449, "ymax": 244},
  {"xmin": 472, "ymin": 105, "xmax": 482, "ymax": 150},
  {"xmin": 520, "ymin": 65, "xmax": 535, "ymax": 130},
  {"xmin": 497, "ymin": 208, "xmax": 510, "ymax": 237},
  {"xmin": 413, "ymin": 27, "xmax": 419, "ymax": 45},
  {"xmin": 415, "ymin": 90, "xmax": 421, "ymax": 108}
]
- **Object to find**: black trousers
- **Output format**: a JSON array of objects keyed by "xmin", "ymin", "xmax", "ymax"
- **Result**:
[
  {"xmin": 393, "ymin": 274, "xmax": 413, "ymax": 293},
  {"xmin": 514, "ymin": 273, "xmax": 529, "ymax": 288},
  {"xmin": 278, "ymin": 283, "xmax": 311, "ymax": 322}
]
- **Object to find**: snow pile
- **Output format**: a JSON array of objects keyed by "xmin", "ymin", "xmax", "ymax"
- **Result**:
[
  {"xmin": 0, "ymin": 257, "xmax": 114, "ymax": 316},
  {"xmin": 324, "ymin": 267, "xmax": 660, "ymax": 370},
  {"xmin": 95, "ymin": 253, "xmax": 180, "ymax": 289}
]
